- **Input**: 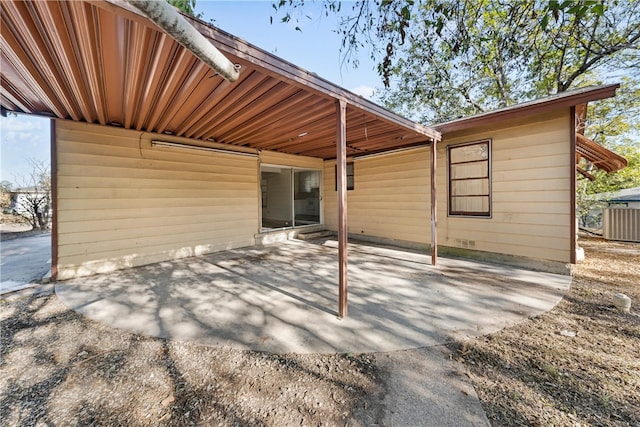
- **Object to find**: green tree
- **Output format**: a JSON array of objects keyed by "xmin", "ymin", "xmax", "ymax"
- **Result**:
[
  {"xmin": 577, "ymin": 143, "xmax": 640, "ymax": 227},
  {"xmin": 271, "ymin": 1, "xmax": 623, "ymax": 94},
  {"xmin": 379, "ymin": 0, "xmax": 640, "ymax": 123},
  {"xmin": 167, "ymin": 0, "xmax": 197, "ymax": 16},
  {"xmin": 577, "ymin": 78, "xmax": 640, "ymax": 211},
  {"xmin": 271, "ymin": 0, "xmax": 640, "ymax": 202},
  {"xmin": 587, "ymin": 144, "xmax": 640, "ymax": 195}
]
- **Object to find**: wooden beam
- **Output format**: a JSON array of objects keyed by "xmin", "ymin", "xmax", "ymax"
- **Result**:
[
  {"xmin": 577, "ymin": 166, "xmax": 596, "ymax": 181},
  {"xmin": 186, "ymin": 15, "xmax": 441, "ymax": 141},
  {"xmin": 430, "ymin": 138, "xmax": 437, "ymax": 266},
  {"xmin": 336, "ymin": 99, "xmax": 348, "ymax": 318},
  {"xmin": 50, "ymin": 119, "xmax": 58, "ymax": 281}
]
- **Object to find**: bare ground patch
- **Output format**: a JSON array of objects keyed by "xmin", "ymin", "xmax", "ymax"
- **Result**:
[
  {"xmin": 3, "ymin": 234, "xmax": 638, "ymax": 425},
  {"xmin": 0, "ymin": 292, "xmax": 379, "ymax": 426},
  {"xmin": 0, "ymin": 212, "xmax": 44, "ymax": 241},
  {"xmin": 449, "ymin": 234, "xmax": 640, "ymax": 426}
]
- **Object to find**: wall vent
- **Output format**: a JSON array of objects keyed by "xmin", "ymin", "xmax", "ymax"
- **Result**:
[{"xmin": 455, "ymin": 239, "xmax": 476, "ymax": 249}]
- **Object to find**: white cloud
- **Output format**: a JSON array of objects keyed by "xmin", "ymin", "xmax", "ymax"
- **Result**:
[
  {"xmin": 0, "ymin": 115, "xmax": 50, "ymax": 182},
  {"xmin": 350, "ymin": 85, "xmax": 376, "ymax": 100},
  {"xmin": 0, "ymin": 115, "xmax": 45, "ymax": 132}
]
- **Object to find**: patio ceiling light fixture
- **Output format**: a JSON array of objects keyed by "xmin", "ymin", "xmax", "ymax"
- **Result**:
[{"xmin": 151, "ymin": 140, "xmax": 258, "ymax": 158}]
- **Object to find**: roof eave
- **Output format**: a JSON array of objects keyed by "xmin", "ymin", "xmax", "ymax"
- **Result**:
[
  {"xmin": 183, "ymin": 15, "xmax": 441, "ymax": 142},
  {"xmin": 96, "ymin": 0, "xmax": 440, "ymax": 142},
  {"xmin": 434, "ymin": 84, "xmax": 620, "ymax": 135}
]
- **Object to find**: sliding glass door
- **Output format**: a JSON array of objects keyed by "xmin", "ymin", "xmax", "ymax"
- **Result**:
[
  {"xmin": 293, "ymin": 170, "xmax": 321, "ymax": 226},
  {"xmin": 261, "ymin": 166, "xmax": 321, "ymax": 230}
]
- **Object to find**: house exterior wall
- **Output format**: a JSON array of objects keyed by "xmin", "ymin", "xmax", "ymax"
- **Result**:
[
  {"xmin": 55, "ymin": 109, "xmax": 573, "ymax": 278},
  {"xmin": 323, "ymin": 110, "xmax": 573, "ymax": 273},
  {"xmin": 55, "ymin": 120, "xmax": 260, "ymax": 280},
  {"xmin": 439, "ymin": 110, "xmax": 572, "ymax": 270},
  {"xmin": 323, "ymin": 147, "xmax": 431, "ymax": 245},
  {"xmin": 260, "ymin": 151, "xmax": 323, "ymax": 170}
]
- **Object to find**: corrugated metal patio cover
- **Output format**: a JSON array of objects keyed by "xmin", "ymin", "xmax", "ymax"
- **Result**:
[
  {"xmin": 576, "ymin": 134, "xmax": 627, "ymax": 173},
  {"xmin": 0, "ymin": 0, "xmax": 440, "ymax": 159}
]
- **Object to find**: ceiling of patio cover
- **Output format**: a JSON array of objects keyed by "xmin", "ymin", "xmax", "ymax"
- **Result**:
[{"xmin": 0, "ymin": 0, "xmax": 440, "ymax": 160}]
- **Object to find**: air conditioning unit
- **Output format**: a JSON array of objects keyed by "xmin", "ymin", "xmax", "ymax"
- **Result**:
[{"xmin": 603, "ymin": 208, "xmax": 640, "ymax": 242}]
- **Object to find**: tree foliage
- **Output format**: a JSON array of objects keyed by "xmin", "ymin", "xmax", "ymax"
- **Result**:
[
  {"xmin": 271, "ymin": 0, "xmax": 640, "ymax": 200},
  {"xmin": 585, "ymin": 144, "xmax": 640, "ymax": 194},
  {"xmin": 167, "ymin": 0, "xmax": 197, "ymax": 16},
  {"xmin": 271, "ymin": 1, "xmax": 635, "ymax": 95},
  {"xmin": 379, "ymin": 0, "xmax": 640, "ymax": 123},
  {"xmin": 576, "ymin": 142, "xmax": 640, "ymax": 226}
]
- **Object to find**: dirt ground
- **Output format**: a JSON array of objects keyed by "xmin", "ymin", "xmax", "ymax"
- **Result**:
[
  {"xmin": 0, "ymin": 289, "xmax": 380, "ymax": 426},
  {"xmin": 0, "ymin": 213, "xmax": 38, "ymax": 240},
  {"xmin": 1, "ymin": 233, "xmax": 638, "ymax": 426},
  {"xmin": 450, "ymin": 234, "xmax": 640, "ymax": 426}
]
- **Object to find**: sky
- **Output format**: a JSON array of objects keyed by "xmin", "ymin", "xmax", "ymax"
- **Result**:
[
  {"xmin": 194, "ymin": 1, "xmax": 382, "ymax": 96},
  {"xmin": 0, "ymin": 114, "xmax": 51, "ymax": 185},
  {"xmin": 0, "ymin": 0, "xmax": 379, "ymax": 184}
]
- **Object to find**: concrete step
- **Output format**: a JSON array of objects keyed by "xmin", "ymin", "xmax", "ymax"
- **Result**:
[{"xmin": 296, "ymin": 230, "xmax": 334, "ymax": 241}]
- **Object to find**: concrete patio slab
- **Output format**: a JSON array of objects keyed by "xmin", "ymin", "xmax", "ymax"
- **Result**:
[
  {"xmin": 1, "ymin": 233, "xmax": 51, "ymax": 294},
  {"xmin": 56, "ymin": 239, "xmax": 571, "ymax": 354}
]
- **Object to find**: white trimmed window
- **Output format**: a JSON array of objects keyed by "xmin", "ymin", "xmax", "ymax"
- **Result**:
[{"xmin": 448, "ymin": 139, "xmax": 491, "ymax": 217}]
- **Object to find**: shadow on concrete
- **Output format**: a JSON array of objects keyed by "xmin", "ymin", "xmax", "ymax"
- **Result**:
[{"xmin": 56, "ymin": 239, "xmax": 571, "ymax": 354}]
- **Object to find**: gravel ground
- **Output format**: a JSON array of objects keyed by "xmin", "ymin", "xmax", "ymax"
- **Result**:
[{"xmin": 450, "ymin": 234, "xmax": 640, "ymax": 426}]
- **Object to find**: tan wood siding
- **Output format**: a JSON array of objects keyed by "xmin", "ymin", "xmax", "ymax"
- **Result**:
[
  {"xmin": 259, "ymin": 151, "xmax": 323, "ymax": 169},
  {"xmin": 440, "ymin": 110, "xmax": 572, "ymax": 263},
  {"xmin": 323, "ymin": 110, "xmax": 572, "ymax": 266},
  {"xmin": 324, "ymin": 148, "xmax": 431, "ymax": 244},
  {"xmin": 56, "ymin": 120, "xmax": 259, "ymax": 279}
]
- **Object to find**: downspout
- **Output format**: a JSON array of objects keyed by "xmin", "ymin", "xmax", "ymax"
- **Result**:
[
  {"xmin": 126, "ymin": 0, "xmax": 240, "ymax": 82},
  {"xmin": 570, "ymin": 106, "xmax": 577, "ymax": 264}
]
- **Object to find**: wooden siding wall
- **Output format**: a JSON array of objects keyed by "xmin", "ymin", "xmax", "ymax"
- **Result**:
[
  {"xmin": 439, "ymin": 111, "xmax": 572, "ymax": 263},
  {"xmin": 56, "ymin": 120, "xmax": 259, "ymax": 279},
  {"xmin": 324, "ymin": 147, "xmax": 431, "ymax": 243},
  {"xmin": 260, "ymin": 151, "xmax": 324, "ymax": 169},
  {"xmin": 323, "ymin": 110, "xmax": 572, "ymax": 265}
]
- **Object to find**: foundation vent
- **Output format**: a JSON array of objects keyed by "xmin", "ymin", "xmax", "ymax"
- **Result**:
[{"xmin": 455, "ymin": 239, "xmax": 476, "ymax": 249}]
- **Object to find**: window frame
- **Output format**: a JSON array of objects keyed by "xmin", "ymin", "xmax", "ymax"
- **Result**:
[
  {"xmin": 447, "ymin": 139, "xmax": 492, "ymax": 218},
  {"xmin": 334, "ymin": 162, "xmax": 354, "ymax": 191}
]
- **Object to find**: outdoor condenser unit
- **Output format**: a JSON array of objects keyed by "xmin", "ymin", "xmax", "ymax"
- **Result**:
[{"xmin": 602, "ymin": 208, "xmax": 640, "ymax": 243}]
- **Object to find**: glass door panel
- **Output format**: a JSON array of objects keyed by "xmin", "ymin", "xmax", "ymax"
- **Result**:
[
  {"xmin": 293, "ymin": 170, "xmax": 321, "ymax": 226},
  {"xmin": 261, "ymin": 167, "xmax": 293, "ymax": 229}
]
